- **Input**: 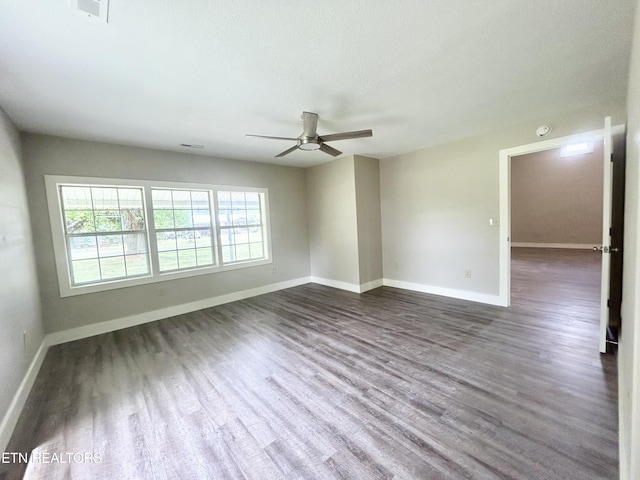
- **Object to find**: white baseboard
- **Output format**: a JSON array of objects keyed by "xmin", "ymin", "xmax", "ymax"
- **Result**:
[
  {"xmin": 47, "ymin": 276, "xmax": 311, "ymax": 346},
  {"xmin": 309, "ymin": 276, "xmax": 361, "ymax": 293},
  {"xmin": 511, "ymin": 242, "xmax": 594, "ymax": 250},
  {"xmin": 41, "ymin": 274, "xmax": 503, "ymax": 346},
  {"xmin": 0, "ymin": 339, "xmax": 49, "ymax": 454},
  {"xmin": 359, "ymin": 278, "xmax": 384, "ymax": 293},
  {"xmin": 383, "ymin": 278, "xmax": 503, "ymax": 306},
  {"xmin": 309, "ymin": 277, "xmax": 384, "ymax": 294}
]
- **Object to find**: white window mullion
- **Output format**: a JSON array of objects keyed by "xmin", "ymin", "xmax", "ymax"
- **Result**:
[
  {"xmin": 144, "ymin": 186, "xmax": 160, "ymax": 277},
  {"xmin": 212, "ymin": 188, "xmax": 225, "ymax": 267},
  {"xmin": 261, "ymin": 190, "xmax": 273, "ymax": 262}
]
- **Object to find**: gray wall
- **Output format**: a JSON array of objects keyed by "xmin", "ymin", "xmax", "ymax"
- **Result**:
[
  {"xmin": 0, "ymin": 111, "xmax": 45, "ymax": 432},
  {"xmin": 354, "ymin": 155, "xmax": 383, "ymax": 284},
  {"xmin": 306, "ymin": 156, "xmax": 360, "ymax": 285},
  {"xmin": 381, "ymin": 133, "xmax": 500, "ymax": 294},
  {"xmin": 620, "ymin": 1, "xmax": 640, "ymax": 477},
  {"xmin": 306, "ymin": 155, "xmax": 384, "ymax": 289},
  {"xmin": 21, "ymin": 134, "xmax": 310, "ymax": 333},
  {"xmin": 511, "ymin": 143, "xmax": 604, "ymax": 245},
  {"xmin": 380, "ymin": 103, "xmax": 626, "ymax": 296}
]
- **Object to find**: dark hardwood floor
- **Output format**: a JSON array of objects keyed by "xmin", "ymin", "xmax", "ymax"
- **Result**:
[{"xmin": 2, "ymin": 248, "xmax": 617, "ymax": 479}]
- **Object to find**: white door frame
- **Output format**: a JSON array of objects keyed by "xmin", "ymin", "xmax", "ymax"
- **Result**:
[{"xmin": 498, "ymin": 124, "xmax": 625, "ymax": 307}]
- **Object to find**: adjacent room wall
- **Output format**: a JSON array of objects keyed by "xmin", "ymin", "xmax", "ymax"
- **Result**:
[
  {"xmin": 0, "ymin": 110, "xmax": 45, "ymax": 448},
  {"xmin": 307, "ymin": 156, "xmax": 360, "ymax": 288},
  {"xmin": 511, "ymin": 143, "xmax": 604, "ymax": 246},
  {"xmin": 380, "ymin": 103, "xmax": 626, "ymax": 302},
  {"xmin": 354, "ymin": 155, "xmax": 383, "ymax": 287},
  {"xmin": 619, "ymin": 1, "xmax": 640, "ymax": 478},
  {"xmin": 21, "ymin": 134, "xmax": 310, "ymax": 333}
]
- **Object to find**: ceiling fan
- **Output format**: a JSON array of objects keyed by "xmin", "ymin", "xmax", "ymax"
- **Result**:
[{"xmin": 246, "ymin": 111, "xmax": 373, "ymax": 158}]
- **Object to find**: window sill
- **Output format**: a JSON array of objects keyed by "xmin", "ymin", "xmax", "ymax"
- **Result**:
[{"xmin": 60, "ymin": 258, "xmax": 273, "ymax": 297}]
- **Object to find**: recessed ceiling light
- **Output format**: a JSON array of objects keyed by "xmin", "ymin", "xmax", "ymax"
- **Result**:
[{"xmin": 179, "ymin": 144, "xmax": 205, "ymax": 149}]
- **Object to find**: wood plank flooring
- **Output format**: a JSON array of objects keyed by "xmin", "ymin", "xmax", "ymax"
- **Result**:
[{"xmin": 1, "ymin": 248, "xmax": 618, "ymax": 479}]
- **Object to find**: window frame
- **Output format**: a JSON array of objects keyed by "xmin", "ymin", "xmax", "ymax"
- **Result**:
[{"xmin": 45, "ymin": 175, "xmax": 272, "ymax": 297}]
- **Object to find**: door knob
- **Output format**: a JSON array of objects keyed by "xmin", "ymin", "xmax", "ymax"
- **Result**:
[{"xmin": 594, "ymin": 246, "xmax": 619, "ymax": 253}]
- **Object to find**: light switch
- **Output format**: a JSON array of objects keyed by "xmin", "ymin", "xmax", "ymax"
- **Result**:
[{"xmin": 489, "ymin": 218, "xmax": 500, "ymax": 227}]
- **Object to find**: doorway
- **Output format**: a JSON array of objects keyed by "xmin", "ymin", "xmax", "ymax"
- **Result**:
[
  {"xmin": 498, "ymin": 122, "xmax": 625, "ymax": 351},
  {"xmin": 510, "ymin": 142, "xmax": 604, "ymax": 251},
  {"xmin": 508, "ymin": 143, "xmax": 604, "ymax": 338}
]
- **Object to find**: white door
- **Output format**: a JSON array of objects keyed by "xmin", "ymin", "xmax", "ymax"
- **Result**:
[{"xmin": 598, "ymin": 116, "xmax": 613, "ymax": 353}]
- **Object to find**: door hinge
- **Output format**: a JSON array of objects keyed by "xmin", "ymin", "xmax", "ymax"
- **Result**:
[
  {"xmin": 607, "ymin": 299, "xmax": 610, "ymax": 308},
  {"xmin": 610, "ymin": 227, "xmax": 613, "ymax": 236},
  {"xmin": 611, "ymin": 153, "xmax": 614, "ymax": 162}
]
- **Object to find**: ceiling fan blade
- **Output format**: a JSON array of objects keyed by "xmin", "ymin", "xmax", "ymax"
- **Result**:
[
  {"xmin": 302, "ymin": 111, "xmax": 319, "ymax": 138},
  {"xmin": 246, "ymin": 134, "xmax": 299, "ymax": 141},
  {"xmin": 319, "ymin": 143, "xmax": 342, "ymax": 157},
  {"xmin": 275, "ymin": 144, "xmax": 299, "ymax": 158},
  {"xmin": 318, "ymin": 129, "xmax": 373, "ymax": 142}
]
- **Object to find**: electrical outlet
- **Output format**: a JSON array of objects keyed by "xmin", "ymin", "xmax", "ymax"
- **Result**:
[
  {"xmin": 157, "ymin": 287, "xmax": 165, "ymax": 297},
  {"xmin": 465, "ymin": 270, "xmax": 471, "ymax": 279}
]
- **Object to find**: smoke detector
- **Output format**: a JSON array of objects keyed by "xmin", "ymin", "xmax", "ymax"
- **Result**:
[
  {"xmin": 536, "ymin": 125, "xmax": 552, "ymax": 137},
  {"xmin": 69, "ymin": 0, "xmax": 109, "ymax": 22}
]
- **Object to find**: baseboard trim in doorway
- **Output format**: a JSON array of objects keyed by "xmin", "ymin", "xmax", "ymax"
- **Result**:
[{"xmin": 511, "ymin": 242, "xmax": 594, "ymax": 250}]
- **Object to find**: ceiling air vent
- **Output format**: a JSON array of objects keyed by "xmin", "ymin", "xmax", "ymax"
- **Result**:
[{"xmin": 70, "ymin": 0, "xmax": 109, "ymax": 22}]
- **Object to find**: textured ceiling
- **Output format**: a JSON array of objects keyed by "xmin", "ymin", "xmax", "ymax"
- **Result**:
[{"xmin": 0, "ymin": 1, "xmax": 635, "ymax": 167}]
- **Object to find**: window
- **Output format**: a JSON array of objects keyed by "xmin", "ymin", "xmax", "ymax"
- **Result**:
[
  {"xmin": 46, "ymin": 176, "xmax": 271, "ymax": 297},
  {"xmin": 152, "ymin": 189, "xmax": 215, "ymax": 272},
  {"xmin": 218, "ymin": 191, "xmax": 266, "ymax": 263},
  {"xmin": 60, "ymin": 185, "xmax": 149, "ymax": 285}
]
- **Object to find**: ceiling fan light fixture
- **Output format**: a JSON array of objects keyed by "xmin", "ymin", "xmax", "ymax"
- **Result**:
[{"xmin": 298, "ymin": 141, "xmax": 320, "ymax": 151}]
